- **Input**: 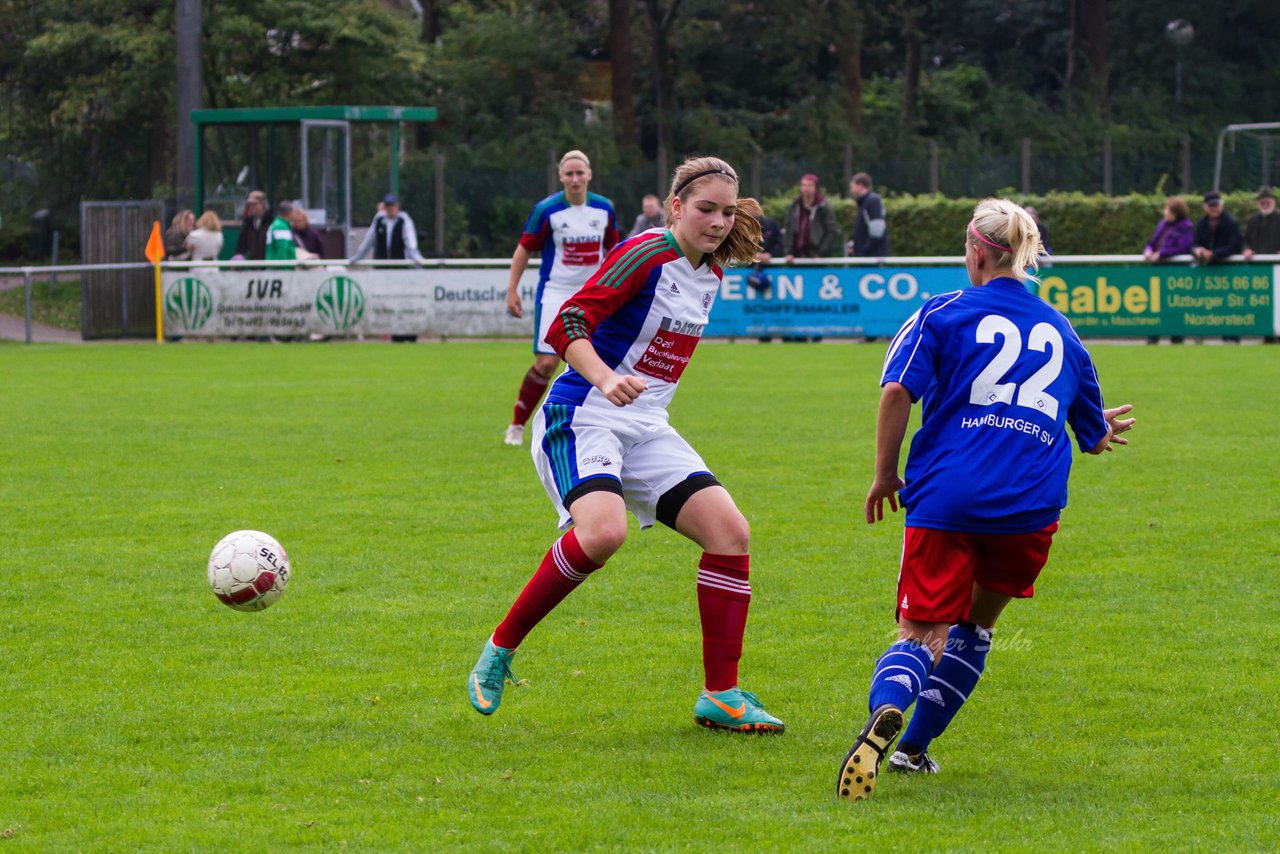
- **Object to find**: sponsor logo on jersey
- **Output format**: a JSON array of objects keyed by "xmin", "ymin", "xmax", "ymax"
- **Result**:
[
  {"xmin": 562, "ymin": 238, "xmax": 602, "ymax": 267},
  {"xmin": 634, "ymin": 316, "xmax": 702, "ymax": 384},
  {"xmin": 669, "ymin": 281, "xmax": 680, "ymax": 294}
]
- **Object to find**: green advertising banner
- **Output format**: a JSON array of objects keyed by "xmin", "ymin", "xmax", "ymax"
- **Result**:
[{"xmin": 1037, "ymin": 264, "xmax": 1277, "ymax": 337}]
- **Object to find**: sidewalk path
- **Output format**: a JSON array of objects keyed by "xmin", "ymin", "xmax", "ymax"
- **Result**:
[{"xmin": 0, "ymin": 312, "xmax": 83, "ymax": 343}]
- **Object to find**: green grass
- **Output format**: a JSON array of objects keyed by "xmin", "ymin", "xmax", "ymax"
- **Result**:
[
  {"xmin": 1, "ymin": 341, "xmax": 1277, "ymax": 850},
  {"xmin": 0, "ymin": 279, "xmax": 81, "ymax": 330}
]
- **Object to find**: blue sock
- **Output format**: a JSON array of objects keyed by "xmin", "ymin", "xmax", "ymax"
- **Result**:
[
  {"xmin": 898, "ymin": 623, "xmax": 992, "ymax": 754},
  {"xmin": 867, "ymin": 640, "xmax": 934, "ymax": 713}
]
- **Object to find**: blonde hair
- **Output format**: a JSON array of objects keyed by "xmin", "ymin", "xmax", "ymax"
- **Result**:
[
  {"xmin": 195, "ymin": 211, "xmax": 221, "ymax": 232},
  {"xmin": 969, "ymin": 198, "xmax": 1043, "ymax": 284},
  {"xmin": 559, "ymin": 149, "xmax": 590, "ymax": 169},
  {"xmin": 170, "ymin": 209, "xmax": 194, "ymax": 230},
  {"xmin": 663, "ymin": 156, "xmax": 762, "ymax": 266}
]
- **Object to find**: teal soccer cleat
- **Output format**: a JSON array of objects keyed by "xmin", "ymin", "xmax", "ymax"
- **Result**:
[
  {"xmin": 468, "ymin": 637, "xmax": 518, "ymax": 716},
  {"xmin": 694, "ymin": 687, "xmax": 785, "ymax": 734}
]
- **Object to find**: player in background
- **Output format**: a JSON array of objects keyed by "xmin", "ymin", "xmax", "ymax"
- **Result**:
[
  {"xmin": 470, "ymin": 156, "xmax": 785, "ymax": 733},
  {"xmin": 503, "ymin": 150, "xmax": 619, "ymax": 446},
  {"xmin": 837, "ymin": 198, "xmax": 1135, "ymax": 802}
]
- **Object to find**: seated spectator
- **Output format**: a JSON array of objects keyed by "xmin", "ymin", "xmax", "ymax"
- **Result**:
[
  {"xmin": 290, "ymin": 207, "xmax": 326, "ymax": 260},
  {"xmin": 165, "ymin": 210, "xmax": 195, "ymax": 261},
  {"xmin": 784, "ymin": 173, "xmax": 838, "ymax": 261},
  {"xmin": 1025, "ymin": 206, "xmax": 1053, "ymax": 255},
  {"xmin": 626, "ymin": 194, "xmax": 664, "ymax": 239},
  {"xmin": 1192, "ymin": 191, "xmax": 1243, "ymax": 264},
  {"xmin": 1143, "ymin": 197, "xmax": 1195, "ymax": 261},
  {"xmin": 1243, "ymin": 187, "xmax": 1280, "ymax": 260},
  {"xmin": 185, "ymin": 211, "xmax": 224, "ymax": 262}
]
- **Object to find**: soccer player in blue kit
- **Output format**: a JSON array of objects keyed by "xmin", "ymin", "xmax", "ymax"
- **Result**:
[{"xmin": 837, "ymin": 198, "xmax": 1136, "ymax": 802}]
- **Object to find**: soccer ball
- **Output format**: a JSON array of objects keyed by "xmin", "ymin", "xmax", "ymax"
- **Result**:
[{"xmin": 207, "ymin": 530, "xmax": 291, "ymax": 611}]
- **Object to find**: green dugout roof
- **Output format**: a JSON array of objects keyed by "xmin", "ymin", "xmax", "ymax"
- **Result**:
[{"xmin": 191, "ymin": 106, "xmax": 437, "ymax": 125}]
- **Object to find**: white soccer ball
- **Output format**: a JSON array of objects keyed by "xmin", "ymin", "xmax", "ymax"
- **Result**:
[{"xmin": 207, "ymin": 530, "xmax": 291, "ymax": 612}]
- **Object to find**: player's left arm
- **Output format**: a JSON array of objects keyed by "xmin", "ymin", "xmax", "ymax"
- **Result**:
[{"xmin": 865, "ymin": 381, "xmax": 913, "ymax": 524}]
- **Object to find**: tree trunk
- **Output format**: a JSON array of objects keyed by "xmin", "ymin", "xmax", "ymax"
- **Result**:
[
  {"xmin": 643, "ymin": 0, "xmax": 680, "ymax": 167},
  {"xmin": 833, "ymin": 0, "xmax": 864, "ymax": 137},
  {"xmin": 609, "ymin": 0, "xmax": 637, "ymax": 152},
  {"xmin": 1082, "ymin": 0, "xmax": 1108, "ymax": 118},
  {"xmin": 899, "ymin": 3, "xmax": 922, "ymax": 136}
]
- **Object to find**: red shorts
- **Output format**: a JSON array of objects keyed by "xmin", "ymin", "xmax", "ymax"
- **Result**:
[{"xmin": 896, "ymin": 522, "xmax": 1059, "ymax": 624}]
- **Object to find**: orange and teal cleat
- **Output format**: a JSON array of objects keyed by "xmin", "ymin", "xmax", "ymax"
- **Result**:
[{"xmin": 694, "ymin": 687, "xmax": 785, "ymax": 734}]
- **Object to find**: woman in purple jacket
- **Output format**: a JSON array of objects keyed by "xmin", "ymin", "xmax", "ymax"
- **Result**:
[{"xmin": 1142, "ymin": 196, "xmax": 1194, "ymax": 261}]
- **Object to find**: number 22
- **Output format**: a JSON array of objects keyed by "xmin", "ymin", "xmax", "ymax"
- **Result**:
[{"xmin": 968, "ymin": 315, "xmax": 1063, "ymax": 419}]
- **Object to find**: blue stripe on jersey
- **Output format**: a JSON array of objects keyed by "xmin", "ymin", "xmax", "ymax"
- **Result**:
[{"xmin": 590, "ymin": 264, "xmax": 662, "ymax": 367}]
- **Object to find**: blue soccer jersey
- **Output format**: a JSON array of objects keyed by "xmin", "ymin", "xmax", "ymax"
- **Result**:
[{"xmin": 881, "ymin": 277, "xmax": 1110, "ymax": 533}]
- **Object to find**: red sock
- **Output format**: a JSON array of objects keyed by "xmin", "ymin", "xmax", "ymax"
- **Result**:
[
  {"xmin": 696, "ymin": 553, "xmax": 751, "ymax": 692},
  {"xmin": 511, "ymin": 367, "xmax": 551, "ymax": 426},
  {"xmin": 493, "ymin": 529, "xmax": 603, "ymax": 649}
]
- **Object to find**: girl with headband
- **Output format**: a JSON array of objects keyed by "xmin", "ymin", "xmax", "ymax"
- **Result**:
[
  {"xmin": 469, "ymin": 156, "xmax": 785, "ymax": 734},
  {"xmin": 837, "ymin": 198, "xmax": 1136, "ymax": 801}
]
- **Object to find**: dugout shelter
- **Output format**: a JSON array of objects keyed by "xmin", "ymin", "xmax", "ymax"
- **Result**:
[{"xmin": 192, "ymin": 106, "xmax": 437, "ymax": 259}]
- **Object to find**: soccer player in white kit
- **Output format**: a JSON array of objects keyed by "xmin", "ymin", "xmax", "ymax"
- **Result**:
[
  {"xmin": 503, "ymin": 150, "xmax": 618, "ymax": 445},
  {"xmin": 470, "ymin": 156, "xmax": 785, "ymax": 733}
]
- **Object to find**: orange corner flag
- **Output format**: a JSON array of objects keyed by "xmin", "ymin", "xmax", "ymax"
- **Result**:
[{"xmin": 145, "ymin": 221, "xmax": 165, "ymax": 265}]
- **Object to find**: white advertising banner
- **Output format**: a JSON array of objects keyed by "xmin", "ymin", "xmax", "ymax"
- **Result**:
[{"xmin": 160, "ymin": 268, "xmax": 539, "ymax": 337}]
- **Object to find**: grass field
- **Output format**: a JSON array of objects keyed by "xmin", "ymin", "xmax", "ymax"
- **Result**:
[
  {"xmin": 0, "ymin": 279, "xmax": 81, "ymax": 330},
  {"xmin": 1, "ymin": 340, "xmax": 1277, "ymax": 850}
]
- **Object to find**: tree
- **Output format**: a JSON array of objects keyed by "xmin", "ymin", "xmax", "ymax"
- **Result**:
[{"xmin": 609, "ymin": 0, "xmax": 638, "ymax": 153}]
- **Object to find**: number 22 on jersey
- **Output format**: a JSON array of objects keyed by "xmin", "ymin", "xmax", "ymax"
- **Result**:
[{"xmin": 968, "ymin": 314, "xmax": 1063, "ymax": 419}]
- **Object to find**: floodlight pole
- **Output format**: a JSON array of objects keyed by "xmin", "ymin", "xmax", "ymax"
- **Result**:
[{"xmin": 176, "ymin": 0, "xmax": 202, "ymax": 209}]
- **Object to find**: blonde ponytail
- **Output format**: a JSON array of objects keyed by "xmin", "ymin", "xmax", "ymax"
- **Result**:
[
  {"xmin": 970, "ymin": 198, "xmax": 1044, "ymax": 284},
  {"xmin": 664, "ymin": 155, "xmax": 762, "ymax": 267}
]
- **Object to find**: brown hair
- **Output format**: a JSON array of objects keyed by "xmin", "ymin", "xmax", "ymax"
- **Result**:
[
  {"xmin": 1165, "ymin": 196, "xmax": 1190, "ymax": 221},
  {"xmin": 969, "ymin": 198, "xmax": 1043, "ymax": 284},
  {"xmin": 663, "ymin": 156, "xmax": 762, "ymax": 266},
  {"xmin": 852, "ymin": 172, "xmax": 873, "ymax": 188}
]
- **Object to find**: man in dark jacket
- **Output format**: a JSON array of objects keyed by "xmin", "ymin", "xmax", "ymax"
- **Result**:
[
  {"xmin": 849, "ymin": 172, "xmax": 891, "ymax": 257},
  {"xmin": 233, "ymin": 191, "xmax": 268, "ymax": 260},
  {"xmin": 1192, "ymin": 191, "xmax": 1243, "ymax": 263},
  {"xmin": 1243, "ymin": 187, "xmax": 1280, "ymax": 261},
  {"xmin": 783, "ymin": 173, "xmax": 838, "ymax": 260}
]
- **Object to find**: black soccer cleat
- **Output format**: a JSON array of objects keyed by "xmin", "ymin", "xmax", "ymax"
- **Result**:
[{"xmin": 836, "ymin": 704, "xmax": 904, "ymax": 802}]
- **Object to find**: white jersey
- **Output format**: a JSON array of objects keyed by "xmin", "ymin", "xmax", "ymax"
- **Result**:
[
  {"xmin": 519, "ymin": 191, "xmax": 619, "ymax": 296},
  {"xmin": 544, "ymin": 229, "xmax": 722, "ymax": 415}
]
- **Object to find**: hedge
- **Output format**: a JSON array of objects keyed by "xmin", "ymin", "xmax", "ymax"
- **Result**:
[{"xmin": 760, "ymin": 191, "xmax": 1262, "ymax": 257}]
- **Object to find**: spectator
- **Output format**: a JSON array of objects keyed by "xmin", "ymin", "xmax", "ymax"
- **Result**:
[
  {"xmin": 350, "ymin": 193, "xmax": 423, "ymax": 265},
  {"xmin": 232, "ymin": 191, "xmax": 269, "ymax": 261},
  {"xmin": 290, "ymin": 207, "xmax": 325, "ymax": 260},
  {"xmin": 747, "ymin": 213, "xmax": 784, "ymax": 292},
  {"xmin": 1243, "ymin": 187, "xmax": 1280, "ymax": 260},
  {"xmin": 625, "ymin": 194, "xmax": 664, "ymax": 239},
  {"xmin": 1192, "ymin": 191, "xmax": 1243, "ymax": 264},
  {"xmin": 185, "ymin": 211, "xmax": 224, "ymax": 262},
  {"xmin": 1142, "ymin": 196, "xmax": 1195, "ymax": 261},
  {"xmin": 1024, "ymin": 206, "xmax": 1053, "ymax": 255},
  {"xmin": 849, "ymin": 172, "xmax": 890, "ymax": 257},
  {"xmin": 165, "ymin": 210, "xmax": 195, "ymax": 261},
  {"xmin": 784, "ymin": 173, "xmax": 838, "ymax": 261},
  {"xmin": 263, "ymin": 201, "xmax": 297, "ymax": 262}
]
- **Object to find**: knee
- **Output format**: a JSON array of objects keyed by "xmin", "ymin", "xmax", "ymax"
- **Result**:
[
  {"xmin": 715, "ymin": 510, "xmax": 751, "ymax": 555},
  {"xmin": 574, "ymin": 522, "xmax": 627, "ymax": 563}
]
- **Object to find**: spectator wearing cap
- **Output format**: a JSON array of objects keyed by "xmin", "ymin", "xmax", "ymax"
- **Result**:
[
  {"xmin": 350, "ymin": 193, "xmax": 424, "ymax": 264},
  {"xmin": 784, "ymin": 173, "xmax": 838, "ymax": 261},
  {"xmin": 1243, "ymin": 187, "xmax": 1280, "ymax": 261},
  {"xmin": 1192, "ymin": 191, "xmax": 1243, "ymax": 264}
]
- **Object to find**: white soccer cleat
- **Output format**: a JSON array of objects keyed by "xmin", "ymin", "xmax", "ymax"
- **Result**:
[
  {"xmin": 888, "ymin": 750, "xmax": 940, "ymax": 774},
  {"xmin": 503, "ymin": 424, "xmax": 524, "ymax": 446}
]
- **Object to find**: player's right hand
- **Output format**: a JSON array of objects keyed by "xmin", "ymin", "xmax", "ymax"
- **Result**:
[
  {"xmin": 600, "ymin": 375, "xmax": 648, "ymax": 407},
  {"xmin": 506, "ymin": 291, "xmax": 523, "ymax": 319},
  {"xmin": 864, "ymin": 475, "xmax": 905, "ymax": 524}
]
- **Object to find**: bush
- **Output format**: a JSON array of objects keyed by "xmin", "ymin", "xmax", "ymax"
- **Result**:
[{"xmin": 761, "ymin": 191, "xmax": 1260, "ymax": 256}]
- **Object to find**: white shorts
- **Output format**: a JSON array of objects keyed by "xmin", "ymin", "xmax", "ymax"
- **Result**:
[
  {"xmin": 533, "ymin": 284, "xmax": 577, "ymax": 355},
  {"xmin": 530, "ymin": 403, "xmax": 712, "ymax": 530}
]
